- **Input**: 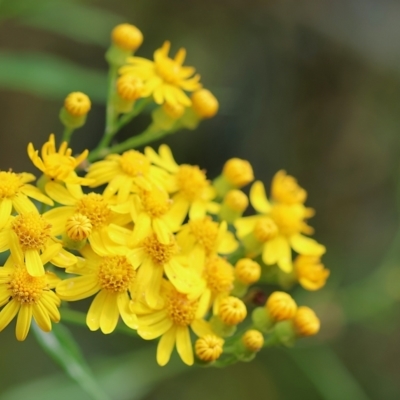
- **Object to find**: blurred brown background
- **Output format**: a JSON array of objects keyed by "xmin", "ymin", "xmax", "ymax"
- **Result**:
[{"xmin": 1, "ymin": 0, "xmax": 400, "ymax": 399}]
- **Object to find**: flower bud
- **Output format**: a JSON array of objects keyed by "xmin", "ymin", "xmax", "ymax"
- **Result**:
[
  {"xmin": 223, "ymin": 158, "xmax": 254, "ymax": 188},
  {"xmin": 293, "ymin": 306, "xmax": 320, "ymax": 337},
  {"xmin": 163, "ymin": 101, "xmax": 186, "ymax": 119},
  {"xmin": 235, "ymin": 258, "xmax": 261, "ymax": 285},
  {"xmin": 271, "ymin": 170, "xmax": 307, "ymax": 204},
  {"xmin": 253, "ymin": 217, "xmax": 278, "ymax": 243},
  {"xmin": 191, "ymin": 89, "xmax": 219, "ymax": 119},
  {"xmin": 219, "ymin": 190, "xmax": 248, "ymax": 223},
  {"xmin": 60, "ymin": 92, "xmax": 91, "ymax": 129},
  {"xmin": 195, "ymin": 335, "xmax": 224, "ymax": 362},
  {"xmin": 266, "ymin": 291, "xmax": 297, "ymax": 322},
  {"xmin": 112, "ymin": 23, "xmax": 143, "ymax": 51},
  {"xmin": 63, "ymin": 213, "xmax": 92, "ymax": 250},
  {"xmin": 218, "ymin": 296, "xmax": 247, "ymax": 326},
  {"xmin": 242, "ymin": 329, "xmax": 264, "ymax": 352},
  {"xmin": 116, "ymin": 75, "xmax": 144, "ymax": 101},
  {"xmin": 294, "ymin": 255, "xmax": 330, "ymax": 291}
]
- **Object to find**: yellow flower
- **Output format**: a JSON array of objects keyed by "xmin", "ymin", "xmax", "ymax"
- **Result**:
[
  {"xmin": 294, "ymin": 255, "xmax": 330, "ymax": 291},
  {"xmin": 0, "ymin": 212, "xmax": 76, "ymax": 276},
  {"xmin": 134, "ymin": 281, "xmax": 213, "ymax": 366},
  {"xmin": 242, "ymin": 329, "xmax": 264, "ymax": 352},
  {"xmin": 191, "ymin": 89, "xmax": 219, "ymax": 119},
  {"xmin": 111, "ymin": 23, "xmax": 143, "ymax": 52},
  {"xmin": 195, "ymin": 334, "xmax": 224, "ymax": 362},
  {"xmin": 0, "ymin": 256, "xmax": 60, "ymax": 341},
  {"xmin": 145, "ymin": 145, "xmax": 219, "ymax": 219},
  {"xmin": 27, "ymin": 134, "xmax": 91, "ymax": 185},
  {"xmin": 234, "ymin": 258, "xmax": 261, "ymax": 285},
  {"xmin": 293, "ymin": 306, "xmax": 320, "ymax": 337},
  {"xmin": 0, "ymin": 170, "xmax": 53, "ymax": 229},
  {"xmin": 265, "ymin": 291, "xmax": 297, "ymax": 322},
  {"xmin": 120, "ymin": 41, "xmax": 201, "ymax": 107},
  {"xmin": 86, "ymin": 149, "xmax": 172, "ymax": 203},
  {"xmin": 64, "ymin": 92, "xmax": 91, "ymax": 117},
  {"xmin": 271, "ymin": 170, "xmax": 307, "ymax": 204},
  {"xmin": 217, "ymin": 296, "xmax": 247, "ymax": 326},
  {"xmin": 235, "ymin": 180, "xmax": 325, "ymax": 272},
  {"xmin": 56, "ymin": 244, "xmax": 137, "ymax": 334}
]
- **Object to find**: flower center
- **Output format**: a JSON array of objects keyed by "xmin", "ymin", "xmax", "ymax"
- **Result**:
[
  {"xmin": 166, "ymin": 288, "xmax": 198, "ymax": 326},
  {"xmin": 253, "ymin": 217, "xmax": 278, "ymax": 242},
  {"xmin": 270, "ymin": 204, "xmax": 305, "ymax": 236},
  {"xmin": 188, "ymin": 217, "xmax": 219, "ymax": 255},
  {"xmin": 142, "ymin": 234, "xmax": 177, "ymax": 265},
  {"xmin": 119, "ymin": 150, "xmax": 151, "ymax": 177},
  {"xmin": 43, "ymin": 153, "xmax": 76, "ymax": 180},
  {"xmin": 75, "ymin": 193, "xmax": 111, "ymax": 229},
  {"xmin": 12, "ymin": 212, "xmax": 52, "ymax": 251},
  {"xmin": 9, "ymin": 268, "xmax": 47, "ymax": 304},
  {"xmin": 98, "ymin": 256, "xmax": 135, "ymax": 293},
  {"xmin": 65, "ymin": 213, "xmax": 92, "ymax": 241},
  {"xmin": 155, "ymin": 57, "xmax": 181, "ymax": 84},
  {"xmin": 0, "ymin": 171, "xmax": 23, "ymax": 198},
  {"xmin": 140, "ymin": 188, "xmax": 171, "ymax": 218},
  {"xmin": 176, "ymin": 165, "xmax": 209, "ymax": 202},
  {"xmin": 204, "ymin": 257, "xmax": 234, "ymax": 294}
]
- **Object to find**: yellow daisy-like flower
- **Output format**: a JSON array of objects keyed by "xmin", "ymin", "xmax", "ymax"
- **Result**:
[
  {"xmin": 27, "ymin": 134, "xmax": 91, "ymax": 185},
  {"xmin": 0, "ymin": 255, "xmax": 61, "ymax": 341},
  {"xmin": 43, "ymin": 183, "xmax": 130, "ymax": 254},
  {"xmin": 176, "ymin": 217, "xmax": 238, "ymax": 273},
  {"xmin": 235, "ymin": 181, "xmax": 325, "ymax": 273},
  {"xmin": 294, "ymin": 255, "xmax": 330, "ymax": 291},
  {"xmin": 120, "ymin": 41, "xmax": 202, "ymax": 107},
  {"xmin": 0, "ymin": 212, "xmax": 76, "ymax": 277},
  {"xmin": 56, "ymin": 245, "xmax": 137, "ymax": 334},
  {"xmin": 134, "ymin": 281, "xmax": 213, "ymax": 366},
  {"xmin": 0, "ymin": 170, "xmax": 53, "ymax": 229},
  {"xmin": 145, "ymin": 145, "xmax": 219, "ymax": 219},
  {"xmin": 86, "ymin": 149, "xmax": 173, "ymax": 202}
]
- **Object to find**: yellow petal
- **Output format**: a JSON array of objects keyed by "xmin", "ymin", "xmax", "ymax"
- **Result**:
[
  {"xmin": 0, "ymin": 300, "xmax": 20, "ymax": 332},
  {"xmin": 0, "ymin": 198, "xmax": 12, "ymax": 229},
  {"xmin": 25, "ymin": 249, "xmax": 45, "ymax": 277},
  {"xmin": 176, "ymin": 325, "xmax": 193, "ymax": 365},
  {"xmin": 32, "ymin": 302, "xmax": 52, "ymax": 332},
  {"xmin": 290, "ymin": 234, "xmax": 326, "ymax": 256},
  {"xmin": 234, "ymin": 215, "xmax": 259, "ymax": 238},
  {"xmin": 262, "ymin": 236, "xmax": 285, "ymax": 266},
  {"xmin": 137, "ymin": 310, "xmax": 167, "ymax": 326},
  {"xmin": 16, "ymin": 304, "xmax": 32, "ymax": 341},
  {"xmin": 86, "ymin": 290, "xmax": 107, "ymax": 331},
  {"xmin": 153, "ymin": 218, "xmax": 171, "ymax": 245},
  {"xmin": 191, "ymin": 319, "xmax": 213, "ymax": 337},
  {"xmin": 117, "ymin": 292, "xmax": 138, "ymax": 330},
  {"xmin": 250, "ymin": 181, "xmax": 271, "ymax": 214},
  {"xmin": 45, "ymin": 181, "xmax": 76, "ymax": 205},
  {"xmin": 21, "ymin": 185, "xmax": 54, "ymax": 206},
  {"xmin": 41, "ymin": 292, "xmax": 61, "ymax": 322},
  {"xmin": 189, "ymin": 201, "xmax": 206, "ymax": 220},
  {"xmin": 0, "ymin": 230, "xmax": 9, "ymax": 252},
  {"xmin": 57, "ymin": 275, "xmax": 100, "ymax": 301},
  {"xmin": 99, "ymin": 292, "xmax": 120, "ymax": 334},
  {"xmin": 156, "ymin": 326, "xmax": 176, "ymax": 366},
  {"xmin": 138, "ymin": 317, "xmax": 173, "ymax": 340},
  {"xmin": 12, "ymin": 195, "xmax": 38, "ymax": 214}
]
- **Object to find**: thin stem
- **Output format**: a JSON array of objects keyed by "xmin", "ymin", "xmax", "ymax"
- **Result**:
[{"xmin": 62, "ymin": 127, "xmax": 74, "ymax": 144}]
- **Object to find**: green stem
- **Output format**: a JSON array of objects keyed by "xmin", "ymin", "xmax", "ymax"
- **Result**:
[{"xmin": 62, "ymin": 127, "xmax": 74, "ymax": 144}]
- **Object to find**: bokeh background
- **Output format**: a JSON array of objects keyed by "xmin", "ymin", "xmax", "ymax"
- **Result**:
[{"xmin": 1, "ymin": 0, "xmax": 400, "ymax": 399}]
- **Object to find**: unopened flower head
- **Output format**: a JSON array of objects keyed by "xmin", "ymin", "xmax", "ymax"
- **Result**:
[
  {"xmin": 162, "ymin": 101, "xmax": 186, "ymax": 119},
  {"xmin": 112, "ymin": 23, "xmax": 143, "ymax": 51},
  {"xmin": 218, "ymin": 296, "xmax": 247, "ymax": 326},
  {"xmin": 295, "ymin": 255, "xmax": 330, "ymax": 291},
  {"xmin": 65, "ymin": 213, "xmax": 92, "ymax": 241},
  {"xmin": 235, "ymin": 258, "xmax": 261, "ymax": 285},
  {"xmin": 116, "ymin": 75, "xmax": 144, "ymax": 101},
  {"xmin": 224, "ymin": 190, "xmax": 248, "ymax": 213},
  {"xmin": 222, "ymin": 158, "xmax": 254, "ymax": 188},
  {"xmin": 195, "ymin": 334, "xmax": 224, "ymax": 362},
  {"xmin": 64, "ymin": 92, "xmax": 91, "ymax": 117},
  {"xmin": 293, "ymin": 306, "xmax": 320, "ymax": 337},
  {"xmin": 242, "ymin": 329, "xmax": 264, "ymax": 352},
  {"xmin": 191, "ymin": 89, "xmax": 219, "ymax": 119},
  {"xmin": 266, "ymin": 291, "xmax": 297, "ymax": 322},
  {"xmin": 271, "ymin": 170, "xmax": 307, "ymax": 204}
]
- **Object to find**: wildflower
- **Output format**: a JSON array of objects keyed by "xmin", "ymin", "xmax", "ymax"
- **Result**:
[
  {"xmin": 271, "ymin": 170, "xmax": 307, "ymax": 204},
  {"xmin": 222, "ymin": 158, "xmax": 254, "ymax": 188},
  {"xmin": 191, "ymin": 89, "xmax": 219, "ymax": 119},
  {"xmin": 86, "ymin": 149, "xmax": 172, "ymax": 202},
  {"xmin": 293, "ymin": 306, "xmax": 320, "ymax": 336},
  {"xmin": 294, "ymin": 255, "xmax": 330, "ymax": 291},
  {"xmin": 116, "ymin": 75, "xmax": 144, "ymax": 102},
  {"xmin": 219, "ymin": 189, "xmax": 248, "ymax": 223},
  {"xmin": 195, "ymin": 334, "xmax": 224, "ymax": 362},
  {"xmin": 0, "ymin": 256, "xmax": 61, "ymax": 341},
  {"xmin": 0, "ymin": 170, "xmax": 53, "ymax": 229},
  {"xmin": 242, "ymin": 330, "xmax": 264, "ymax": 352},
  {"xmin": 145, "ymin": 145, "xmax": 219, "ymax": 219},
  {"xmin": 135, "ymin": 281, "xmax": 212, "ymax": 366},
  {"xmin": 265, "ymin": 291, "xmax": 297, "ymax": 322},
  {"xmin": 56, "ymin": 245, "xmax": 137, "ymax": 334},
  {"xmin": 27, "ymin": 134, "xmax": 91, "ymax": 185},
  {"xmin": 218, "ymin": 296, "xmax": 247, "ymax": 326},
  {"xmin": 64, "ymin": 92, "xmax": 91, "ymax": 117},
  {"xmin": 112, "ymin": 23, "xmax": 143, "ymax": 52},
  {"xmin": 120, "ymin": 41, "xmax": 201, "ymax": 107},
  {"xmin": 234, "ymin": 258, "xmax": 261, "ymax": 285}
]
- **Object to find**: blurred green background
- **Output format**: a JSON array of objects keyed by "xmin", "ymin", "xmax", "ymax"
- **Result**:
[{"xmin": 1, "ymin": 0, "xmax": 400, "ymax": 399}]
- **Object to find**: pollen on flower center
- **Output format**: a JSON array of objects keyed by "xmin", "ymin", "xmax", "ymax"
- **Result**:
[
  {"xmin": 0, "ymin": 171, "xmax": 23, "ymax": 198},
  {"xmin": 12, "ymin": 212, "xmax": 52, "ymax": 251},
  {"xmin": 98, "ymin": 256, "xmax": 135, "ymax": 293},
  {"xmin": 204, "ymin": 257, "xmax": 234, "ymax": 294},
  {"xmin": 75, "ymin": 193, "xmax": 111, "ymax": 229},
  {"xmin": 140, "ymin": 189, "xmax": 171, "ymax": 218},
  {"xmin": 9, "ymin": 268, "xmax": 47, "ymax": 304},
  {"xmin": 270, "ymin": 204, "xmax": 304, "ymax": 236},
  {"xmin": 176, "ymin": 165, "xmax": 208, "ymax": 202},
  {"xmin": 166, "ymin": 289, "xmax": 198, "ymax": 326},
  {"xmin": 142, "ymin": 234, "xmax": 177, "ymax": 265},
  {"xmin": 155, "ymin": 57, "xmax": 181, "ymax": 84},
  {"xmin": 188, "ymin": 217, "xmax": 219, "ymax": 255},
  {"xmin": 253, "ymin": 217, "xmax": 278, "ymax": 242},
  {"xmin": 119, "ymin": 150, "xmax": 151, "ymax": 177},
  {"xmin": 44, "ymin": 153, "xmax": 76, "ymax": 180}
]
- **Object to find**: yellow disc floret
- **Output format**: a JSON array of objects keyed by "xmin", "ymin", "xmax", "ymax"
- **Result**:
[
  {"xmin": 222, "ymin": 158, "xmax": 254, "ymax": 188},
  {"xmin": 224, "ymin": 190, "xmax": 248, "ymax": 212},
  {"xmin": 188, "ymin": 217, "xmax": 219, "ymax": 255},
  {"xmin": 235, "ymin": 258, "xmax": 261, "ymax": 285},
  {"xmin": 119, "ymin": 150, "xmax": 151, "ymax": 177},
  {"xmin": 191, "ymin": 89, "xmax": 219, "ymax": 119},
  {"xmin": 142, "ymin": 234, "xmax": 178, "ymax": 265},
  {"xmin": 293, "ymin": 306, "xmax": 320, "ymax": 337},
  {"xmin": 9, "ymin": 268, "xmax": 47, "ymax": 304},
  {"xmin": 75, "ymin": 193, "xmax": 111, "ymax": 229},
  {"xmin": 12, "ymin": 212, "xmax": 52, "ymax": 251},
  {"xmin": 176, "ymin": 165, "xmax": 209, "ymax": 202},
  {"xmin": 218, "ymin": 296, "xmax": 247, "ymax": 325},
  {"xmin": 64, "ymin": 92, "xmax": 91, "ymax": 117},
  {"xmin": 166, "ymin": 288, "xmax": 198, "ymax": 326},
  {"xmin": 139, "ymin": 188, "xmax": 171, "ymax": 218},
  {"xmin": 112, "ymin": 23, "xmax": 143, "ymax": 51},
  {"xmin": 253, "ymin": 217, "xmax": 278, "ymax": 242},
  {"xmin": 0, "ymin": 171, "xmax": 22, "ymax": 198},
  {"xmin": 65, "ymin": 213, "xmax": 92, "ymax": 241},
  {"xmin": 195, "ymin": 335, "xmax": 224, "ymax": 362},
  {"xmin": 116, "ymin": 75, "xmax": 144, "ymax": 101},
  {"xmin": 271, "ymin": 170, "xmax": 307, "ymax": 204},
  {"xmin": 266, "ymin": 291, "xmax": 297, "ymax": 322},
  {"xmin": 204, "ymin": 257, "xmax": 234, "ymax": 294},
  {"xmin": 242, "ymin": 329, "xmax": 264, "ymax": 352},
  {"xmin": 98, "ymin": 256, "xmax": 135, "ymax": 293}
]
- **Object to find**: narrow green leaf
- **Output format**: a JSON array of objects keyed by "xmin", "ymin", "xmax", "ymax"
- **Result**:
[
  {"xmin": 32, "ymin": 322, "xmax": 111, "ymax": 400},
  {"xmin": 0, "ymin": 51, "xmax": 107, "ymax": 102}
]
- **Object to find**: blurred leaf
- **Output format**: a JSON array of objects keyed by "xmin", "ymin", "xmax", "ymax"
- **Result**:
[
  {"xmin": 0, "ymin": 51, "xmax": 106, "ymax": 101},
  {"xmin": 32, "ymin": 323, "xmax": 110, "ymax": 400},
  {"xmin": 288, "ymin": 345, "xmax": 371, "ymax": 400},
  {"xmin": 0, "ymin": 0, "xmax": 55, "ymax": 18},
  {"xmin": 2, "ymin": 341, "xmax": 186, "ymax": 400},
  {"xmin": 18, "ymin": 1, "xmax": 123, "ymax": 46}
]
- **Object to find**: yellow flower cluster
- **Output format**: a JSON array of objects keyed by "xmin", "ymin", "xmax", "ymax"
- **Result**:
[{"xmin": 0, "ymin": 24, "xmax": 328, "ymax": 368}]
